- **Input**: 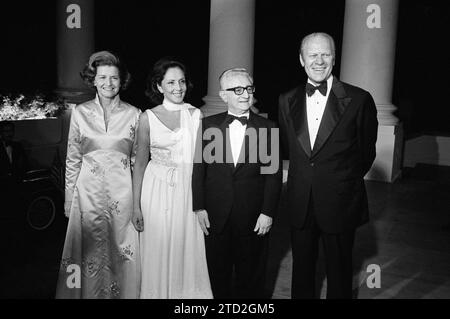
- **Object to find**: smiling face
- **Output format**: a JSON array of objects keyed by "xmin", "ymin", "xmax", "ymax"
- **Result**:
[
  {"xmin": 94, "ymin": 65, "xmax": 121, "ymax": 100},
  {"xmin": 300, "ymin": 34, "xmax": 335, "ymax": 85},
  {"xmin": 219, "ymin": 72, "xmax": 254, "ymax": 115},
  {"xmin": 157, "ymin": 67, "xmax": 186, "ymax": 104}
]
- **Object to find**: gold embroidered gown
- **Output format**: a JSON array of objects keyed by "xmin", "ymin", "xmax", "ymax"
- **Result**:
[{"xmin": 56, "ymin": 95, "xmax": 140, "ymax": 299}]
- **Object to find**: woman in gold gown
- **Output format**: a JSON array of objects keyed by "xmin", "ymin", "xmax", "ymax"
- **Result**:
[{"xmin": 56, "ymin": 51, "xmax": 140, "ymax": 299}]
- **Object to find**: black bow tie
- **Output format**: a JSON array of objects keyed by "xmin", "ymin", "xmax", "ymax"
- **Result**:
[
  {"xmin": 226, "ymin": 114, "xmax": 249, "ymax": 126},
  {"xmin": 306, "ymin": 82, "xmax": 327, "ymax": 97}
]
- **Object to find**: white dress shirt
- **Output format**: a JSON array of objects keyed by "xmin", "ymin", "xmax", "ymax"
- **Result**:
[
  {"xmin": 227, "ymin": 111, "xmax": 249, "ymax": 166},
  {"xmin": 306, "ymin": 75, "xmax": 333, "ymax": 148}
]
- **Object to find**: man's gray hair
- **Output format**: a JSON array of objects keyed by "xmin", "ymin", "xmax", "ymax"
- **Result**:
[
  {"xmin": 299, "ymin": 32, "xmax": 336, "ymax": 58},
  {"xmin": 219, "ymin": 68, "xmax": 253, "ymax": 90}
]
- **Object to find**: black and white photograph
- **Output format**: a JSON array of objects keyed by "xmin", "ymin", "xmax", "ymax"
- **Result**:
[{"xmin": 1, "ymin": 0, "xmax": 449, "ymax": 305}]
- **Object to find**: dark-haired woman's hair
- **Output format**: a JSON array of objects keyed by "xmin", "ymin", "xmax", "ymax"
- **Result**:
[
  {"xmin": 80, "ymin": 50, "xmax": 131, "ymax": 90},
  {"xmin": 145, "ymin": 57, "xmax": 193, "ymax": 105}
]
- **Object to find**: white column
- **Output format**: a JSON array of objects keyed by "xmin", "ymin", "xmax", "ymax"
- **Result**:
[
  {"xmin": 340, "ymin": 0, "xmax": 402, "ymax": 182},
  {"xmin": 202, "ymin": 0, "xmax": 256, "ymax": 117},
  {"xmin": 55, "ymin": 0, "xmax": 95, "ymax": 103}
]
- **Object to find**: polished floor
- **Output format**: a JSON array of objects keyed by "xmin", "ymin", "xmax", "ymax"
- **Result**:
[
  {"xmin": 1, "ymin": 164, "xmax": 449, "ymax": 299},
  {"xmin": 267, "ymin": 164, "xmax": 450, "ymax": 299}
]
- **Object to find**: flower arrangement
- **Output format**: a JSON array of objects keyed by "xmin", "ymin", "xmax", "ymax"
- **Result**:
[{"xmin": 0, "ymin": 93, "xmax": 68, "ymax": 121}]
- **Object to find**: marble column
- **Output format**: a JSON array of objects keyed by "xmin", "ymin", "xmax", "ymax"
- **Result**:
[
  {"xmin": 340, "ymin": 0, "xmax": 402, "ymax": 182},
  {"xmin": 202, "ymin": 0, "xmax": 256, "ymax": 117},
  {"xmin": 55, "ymin": 0, "xmax": 95, "ymax": 103}
]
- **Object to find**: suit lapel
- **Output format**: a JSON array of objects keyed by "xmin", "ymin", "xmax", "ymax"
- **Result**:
[
  {"xmin": 311, "ymin": 77, "xmax": 352, "ymax": 158},
  {"xmin": 290, "ymin": 87, "xmax": 312, "ymax": 157}
]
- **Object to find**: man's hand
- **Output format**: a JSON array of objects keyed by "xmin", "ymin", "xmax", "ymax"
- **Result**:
[
  {"xmin": 254, "ymin": 213, "xmax": 272, "ymax": 236},
  {"xmin": 195, "ymin": 209, "xmax": 210, "ymax": 235},
  {"xmin": 132, "ymin": 209, "xmax": 144, "ymax": 232}
]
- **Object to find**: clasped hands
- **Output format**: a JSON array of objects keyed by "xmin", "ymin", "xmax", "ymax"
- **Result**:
[{"xmin": 195, "ymin": 210, "xmax": 272, "ymax": 236}]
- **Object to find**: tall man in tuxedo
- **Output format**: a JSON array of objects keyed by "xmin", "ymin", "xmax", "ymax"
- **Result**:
[
  {"xmin": 278, "ymin": 33, "xmax": 378, "ymax": 299},
  {"xmin": 192, "ymin": 68, "xmax": 282, "ymax": 298}
]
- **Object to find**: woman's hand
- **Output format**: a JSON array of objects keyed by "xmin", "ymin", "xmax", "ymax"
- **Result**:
[
  {"xmin": 132, "ymin": 209, "xmax": 144, "ymax": 232},
  {"xmin": 195, "ymin": 209, "xmax": 210, "ymax": 235},
  {"xmin": 64, "ymin": 201, "xmax": 72, "ymax": 218}
]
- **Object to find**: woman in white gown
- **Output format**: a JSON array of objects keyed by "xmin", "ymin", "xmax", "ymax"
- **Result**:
[
  {"xmin": 132, "ymin": 58, "xmax": 212, "ymax": 298},
  {"xmin": 56, "ymin": 51, "xmax": 140, "ymax": 299}
]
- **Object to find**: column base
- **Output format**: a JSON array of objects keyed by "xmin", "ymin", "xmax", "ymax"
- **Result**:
[
  {"xmin": 377, "ymin": 103, "xmax": 399, "ymax": 126},
  {"xmin": 54, "ymin": 88, "xmax": 95, "ymax": 104},
  {"xmin": 366, "ymin": 123, "xmax": 404, "ymax": 183}
]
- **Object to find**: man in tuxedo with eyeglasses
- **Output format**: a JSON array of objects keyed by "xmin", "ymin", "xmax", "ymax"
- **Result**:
[
  {"xmin": 192, "ymin": 68, "xmax": 282, "ymax": 298},
  {"xmin": 278, "ymin": 32, "xmax": 378, "ymax": 299}
]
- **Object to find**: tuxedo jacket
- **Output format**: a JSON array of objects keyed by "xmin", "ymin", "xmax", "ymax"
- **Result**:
[
  {"xmin": 192, "ymin": 111, "xmax": 282, "ymax": 235},
  {"xmin": 278, "ymin": 77, "xmax": 378, "ymax": 234}
]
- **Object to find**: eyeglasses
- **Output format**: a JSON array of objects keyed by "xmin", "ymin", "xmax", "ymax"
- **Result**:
[{"xmin": 225, "ymin": 86, "xmax": 255, "ymax": 95}]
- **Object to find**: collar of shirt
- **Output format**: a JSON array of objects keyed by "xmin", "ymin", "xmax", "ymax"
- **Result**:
[
  {"xmin": 94, "ymin": 94, "xmax": 121, "ymax": 112},
  {"xmin": 227, "ymin": 110, "xmax": 250, "ymax": 119},
  {"xmin": 162, "ymin": 98, "xmax": 187, "ymax": 111},
  {"xmin": 306, "ymin": 75, "xmax": 333, "ymax": 98}
]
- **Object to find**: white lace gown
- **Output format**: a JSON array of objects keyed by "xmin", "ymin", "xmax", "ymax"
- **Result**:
[{"xmin": 139, "ymin": 105, "xmax": 212, "ymax": 299}]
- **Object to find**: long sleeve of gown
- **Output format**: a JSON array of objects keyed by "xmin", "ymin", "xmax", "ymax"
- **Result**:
[{"xmin": 65, "ymin": 107, "xmax": 82, "ymax": 203}]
